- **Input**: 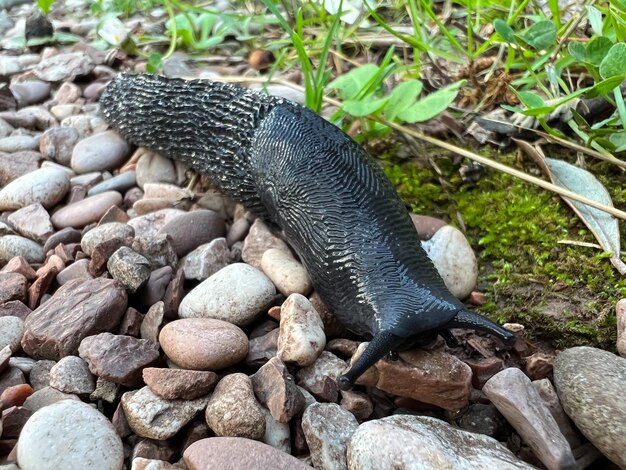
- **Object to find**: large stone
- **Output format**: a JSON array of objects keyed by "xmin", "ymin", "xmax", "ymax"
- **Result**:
[
  {"xmin": 0, "ymin": 235, "xmax": 44, "ymax": 264},
  {"xmin": 277, "ymin": 294, "xmax": 325, "ymax": 367},
  {"xmin": 554, "ymin": 346, "xmax": 626, "ymax": 468},
  {"xmin": 347, "ymin": 415, "xmax": 535, "ymax": 469},
  {"xmin": 157, "ymin": 209, "xmax": 226, "ymax": 257},
  {"xmin": 21, "ymin": 278, "xmax": 127, "ymax": 360},
  {"xmin": 0, "ymin": 315, "xmax": 24, "ymax": 352},
  {"xmin": 0, "ymin": 167, "xmax": 69, "ymax": 211},
  {"xmin": 0, "ymin": 272, "xmax": 27, "ymax": 304},
  {"xmin": 51, "ymin": 191, "xmax": 123, "ymax": 229},
  {"xmin": 71, "ymin": 131, "xmax": 132, "ymax": 174},
  {"xmin": 33, "ymin": 52, "xmax": 95, "ymax": 82},
  {"xmin": 17, "ymin": 399, "xmax": 123, "ymax": 470}
]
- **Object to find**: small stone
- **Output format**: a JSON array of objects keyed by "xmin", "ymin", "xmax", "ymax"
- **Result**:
[
  {"xmin": 29, "ymin": 360, "xmax": 55, "ymax": 390},
  {"xmin": 7, "ymin": 203, "xmax": 53, "ymax": 243},
  {"xmin": 0, "ymin": 150, "xmax": 40, "ymax": 186},
  {"xmin": 0, "ymin": 272, "xmax": 27, "ymax": 304},
  {"xmin": 48, "ymin": 355, "xmax": 95, "ymax": 395},
  {"xmin": 22, "ymin": 386, "xmax": 80, "ymax": 412},
  {"xmin": 303, "ymin": 402, "xmax": 358, "ymax": 470},
  {"xmin": 56, "ymin": 258, "xmax": 93, "ymax": 285},
  {"xmin": 205, "ymin": 373, "xmax": 265, "ymax": 439},
  {"xmin": 261, "ymin": 249, "xmax": 313, "ymax": 296},
  {"xmin": 464, "ymin": 356, "xmax": 504, "ymax": 389},
  {"xmin": 277, "ymin": 294, "xmax": 326, "ymax": 367},
  {"xmin": 616, "ymin": 299, "xmax": 626, "ymax": 357},
  {"xmin": 2, "ymin": 406, "xmax": 32, "ymax": 439},
  {"xmin": 53, "ymin": 82, "xmax": 82, "ymax": 104},
  {"xmin": 259, "ymin": 406, "xmax": 291, "ymax": 453},
  {"xmin": 0, "ymin": 167, "xmax": 69, "ymax": 211},
  {"xmin": 138, "ymin": 267, "xmax": 172, "ymax": 306},
  {"xmin": 107, "ymin": 246, "xmax": 151, "ymax": 293},
  {"xmin": 179, "ymin": 237, "xmax": 230, "ymax": 281},
  {"xmin": 143, "ymin": 368, "xmax": 218, "ymax": 400},
  {"xmin": 421, "ymin": 225, "xmax": 478, "ymax": 299},
  {"xmin": 483, "ymin": 367, "xmax": 575, "ymax": 470},
  {"xmin": 140, "ymin": 301, "xmax": 164, "ymax": 343},
  {"xmin": 532, "ymin": 378, "xmax": 582, "ymax": 448},
  {"xmin": 178, "ymin": 263, "xmax": 276, "ymax": 327},
  {"xmin": 163, "ymin": 268, "xmax": 184, "ymax": 318},
  {"xmin": 1, "ymin": 256, "xmax": 36, "ymax": 281},
  {"xmin": 90, "ymin": 377, "xmax": 120, "ymax": 403},
  {"xmin": 0, "ymin": 367, "xmax": 25, "ymax": 395},
  {"xmin": 0, "ymin": 316, "xmax": 24, "ymax": 352},
  {"xmin": 122, "ymin": 386, "xmax": 210, "ymax": 440},
  {"xmin": 524, "ymin": 352, "xmax": 555, "ymax": 380},
  {"xmin": 39, "ymin": 126, "xmax": 80, "ymax": 166},
  {"xmin": 242, "ymin": 219, "xmax": 291, "ymax": 269},
  {"xmin": 127, "ymin": 208, "xmax": 185, "ymax": 239},
  {"xmin": 0, "ymin": 383, "xmax": 32, "ymax": 408},
  {"xmin": 157, "ymin": 209, "xmax": 226, "ymax": 257},
  {"xmin": 130, "ymin": 457, "xmax": 180, "ymax": 470},
  {"xmin": 347, "ymin": 415, "xmax": 535, "ymax": 470},
  {"xmin": 42, "ymin": 227, "xmax": 81, "ymax": 253},
  {"xmin": 554, "ymin": 347, "xmax": 626, "ymax": 468},
  {"xmin": 17, "ymin": 400, "xmax": 123, "ymax": 470},
  {"xmin": 71, "ymin": 131, "xmax": 132, "ymax": 174},
  {"xmin": 0, "ymin": 236, "xmax": 44, "ymax": 264},
  {"xmin": 340, "ymin": 390, "xmax": 373, "ymax": 421},
  {"xmin": 135, "ymin": 151, "xmax": 178, "ymax": 188},
  {"xmin": 98, "ymin": 205, "xmax": 130, "ymax": 225},
  {"xmin": 88, "ymin": 171, "xmax": 136, "ymax": 196},
  {"xmin": 118, "ymin": 307, "xmax": 143, "ymax": 337},
  {"xmin": 457, "ymin": 403, "xmax": 508, "ymax": 438},
  {"xmin": 226, "ymin": 217, "xmax": 250, "ymax": 246},
  {"xmin": 183, "ymin": 437, "xmax": 311, "ymax": 470},
  {"xmin": 78, "ymin": 332, "xmax": 159, "ymax": 386},
  {"xmin": 10, "ymin": 81, "xmax": 50, "ymax": 106},
  {"xmin": 159, "ymin": 318, "xmax": 248, "ymax": 371},
  {"xmin": 51, "ymin": 191, "xmax": 123, "ymax": 229},
  {"xmin": 251, "ymin": 357, "xmax": 305, "ymax": 423},
  {"xmin": 89, "ymin": 237, "xmax": 130, "ymax": 276},
  {"xmin": 81, "ymin": 222, "xmax": 134, "ymax": 256},
  {"xmin": 246, "ymin": 327, "xmax": 279, "ymax": 368},
  {"xmin": 132, "ymin": 234, "xmax": 177, "ymax": 270},
  {"xmin": 296, "ymin": 351, "xmax": 347, "ymax": 403},
  {"xmin": 0, "ymin": 300, "xmax": 31, "ymax": 320},
  {"xmin": 33, "ymin": 52, "xmax": 95, "ymax": 82},
  {"xmin": 0, "ymin": 135, "xmax": 39, "ymax": 153}
]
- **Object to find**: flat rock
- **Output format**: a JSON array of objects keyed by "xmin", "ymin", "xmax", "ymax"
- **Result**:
[
  {"xmin": 0, "ymin": 135, "xmax": 39, "ymax": 152},
  {"xmin": 157, "ymin": 209, "xmax": 226, "ymax": 257},
  {"xmin": 277, "ymin": 294, "xmax": 325, "ymax": 367},
  {"xmin": 261, "ymin": 248, "xmax": 313, "ymax": 296},
  {"xmin": 78, "ymin": 333, "xmax": 159, "ymax": 386},
  {"xmin": 48, "ymin": 355, "xmax": 95, "ymax": 395},
  {"xmin": 205, "ymin": 373, "xmax": 265, "ymax": 439},
  {"xmin": 347, "ymin": 415, "xmax": 535, "ymax": 470},
  {"xmin": 303, "ymin": 403, "xmax": 359, "ymax": 470},
  {"xmin": 21, "ymin": 278, "xmax": 127, "ymax": 360},
  {"xmin": 7, "ymin": 203, "xmax": 53, "ymax": 243},
  {"xmin": 483, "ymin": 367, "xmax": 575, "ymax": 470},
  {"xmin": 354, "ymin": 346, "xmax": 472, "ymax": 411},
  {"xmin": 51, "ymin": 191, "xmax": 123, "ymax": 229},
  {"xmin": 88, "ymin": 171, "xmax": 136, "ymax": 196},
  {"xmin": 0, "ymin": 150, "xmax": 40, "ymax": 186},
  {"xmin": 122, "ymin": 386, "xmax": 210, "ymax": 440},
  {"xmin": 0, "ymin": 167, "xmax": 69, "ymax": 211},
  {"xmin": 0, "ymin": 235, "xmax": 44, "ymax": 264},
  {"xmin": 142, "ymin": 367, "xmax": 218, "ymax": 400},
  {"xmin": 159, "ymin": 318, "xmax": 248, "ymax": 370},
  {"xmin": 554, "ymin": 346, "xmax": 626, "ymax": 468},
  {"xmin": 71, "ymin": 131, "xmax": 132, "ymax": 174},
  {"xmin": 33, "ymin": 52, "xmax": 95, "ymax": 82},
  {"xmin": 251, "ymin": 357, "xmax": 305, "ymax": 423},
  {"xmin": 184, "ymin": 437, "xmax": 311, "ymax": 470},
  {"xmin": 179, "ymin": 263, "xmax": 275, "ymax": 327}
]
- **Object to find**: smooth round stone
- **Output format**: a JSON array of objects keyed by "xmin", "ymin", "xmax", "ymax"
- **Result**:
[
  {"xmin": 421, "ymin": 225, "xmax": 478, "ymax": 299},
  {"xmin": 0, "ymin": 167, "xmax": 70, "ymax": 211},
  {"xmin": 17, "ymin": 399, "xmax": 123, "ymax": 470},
  {"xmin": 10, "ymin": 80, "xmax": 51, "ymax": 106},
  {"xmin": 87, "ymin": 171, "xmax": 136, "ymax": 196},
  {"xmin": 179, "ymin": 263, "xmax": 276, "ymax": 327},
  {"xmin": 51, "ymin": 191, "xmax": 123, "ymax": 229},
  {"xmin": 156, "ymin": 209, "xmax": 226, "ymax": 257},
  {"xmin": 81, "ymin": 222, "xmax": 134, "ymax": 257},
  {"xmin": 0, "ymin": 235, "xmax": 44, "ymax": 264},
  {"xmin": 159, "ymin": 318, "xmax": 248, "ymax": 370},
  {"xmin": 554, "ymin": 347, "xmax": 626, "ymax": 468},
  {"xmin": 50, "ymin": 104, "xmax": 82, "ymax": 121},
  {"xmin": 71, "ymin": 131, "xmax": 132, "ymax": 174},
  {"xmin": 261, "ymin": 248, "xmax": 313, "ymax": 297},
  {"xmin": 135, "ymin": 151, "xmax": 177, "ymax": 188},
  {"xmin": 184, "ymin": 437, "xmax": 311, "ymax": 470},
  {"xmin": 0, "ymin": 135, "xmax": 39, "ymax": 153},
  {"xmin": 0, "ymin": 315, "xmax": 25, "ymax": 352}
]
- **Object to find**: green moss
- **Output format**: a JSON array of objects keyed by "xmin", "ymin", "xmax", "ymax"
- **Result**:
[{"xmin": 383, "ymin": 149, "xmax": 623, "ymax": 349}]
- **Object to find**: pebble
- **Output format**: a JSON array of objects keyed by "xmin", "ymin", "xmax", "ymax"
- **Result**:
[
  {"xmin": 122, "ymin": 386, "xmax": 211, "ymax": 440},
  {"xmin": 157, "ymin": 209, "xmax": 226, "ymax": 257},
  {"xmin": 53, "ymin": 81, "xmax": 82, "ymax": 104},
  {"xmin": 0, "ymin": 167, "xmax": 70, "ymax": 210},
  {"xmin": 29, "ymin": 360, "xmax": 55, "ymax": 390},
  {"xmin": 483, "ymin": 367, "xmax": 575, "ymax": 470},
  {"xmin": 554, "ymin": 346, "xmax": 626, "ymax": 468},
  {"xmin": 242, "ymin": 219, "xmax": 291, "ymax": 269},
  {"xmin": 39, "ymin": 126, "xmax": 80, "ymax": 166},
  {"xmin": 0, "ymin": 272, "xmax": 27, "ymax": 303},
  {"xmin": 246, "ymin": 327, "xmax": 279, "ymax": 367},
  {"xmin": 0, "ymin": 366, "xmax": 25, "ymax": 395},
  {"xmin": 21, "ymin": 278, "xmax": 127, "ymax": 360},
  {"xmin": 0, "ymin": 383, "xmax": 32, "ymax": 408},
  {"xmin": 277, "ymin": 294, "xmax": 326, "ymax": 367},
  {"xmin": 51, "ymin": 190, "xmax": 123, "ymax": 228},
  {"xmin": 0, "ymin": 235, "xmax": 44, "ymax": 264},
  {"xmin": 0, "ymin": 150, "xmax": 40, "ymax": 186},
  {"xmin": 71, "ymin": 131, "xmax": 132, "ymax": 174},
  {"xmin": 50, "ymin": 104, "xmax": 81, "ymax": 120},
  {"xmin": 296, "ymin": 351, "xmax": 347, "ymax": 403},
  {"xmin": 531, "ymin": 378, "xmax": 582, "ymax": 448},
  {"xmin": 107, "ymin": 246, "xmax": 151, "ymax": 293},
  {"xmin": 10, "ymin": 80, "xmax": 50, "ymax": 106},
  {"xmin": 457, "ymin": 403, "xmax": 508, "ymax": 438},
  {"xmin": 33, "ymin": 51, "xmax": 95, "ymax": 82},
  {"xmin": 184, "ymin": 437, "xmax": 311, "ymax": 470},
  {"xmin": 340, "ymin": 390, "xmax": 374, "ymax": 421},
  {"xmin": 127, "ymin": 208, "xmax": 186, "ymax": 239},
  {"xmin": 42, "ymin": 226, "xmax": 81, "ymax": 252},
  {"xmin": 179, "ymin": 263, "xmax": 276, "ymax": 327},
  {"xmin": 56, "ymin": 258, "xmax": 93, "ymax": 284},
  {"xmin": 303, "ymin": 403, "xmax": 359, "ymax": 470},
  {"xmin": 7, "ymin": 203, "xmax": 53, "ymax": 243},
  {"xmin": 347, "ymin": 415, "xmax": 535, "ymax": 469},
  {"xmin": 205, "ymin": 373, "xmax": 266, "ymax": 439},
  {"xmin": 142, "ymin": 367, "xmax": 218, "ymax": 400},
  {"xmin": 251, "ymin": 357, "xmax": 305, "ymax": 423},
  {"xmin": 138, "ymin": 266, "xmax": 172, "ymax": 305},
  {"xmin": 0, "ymin": 135, "xmax": 39, "ymax": 153},
  {"xmin": 48, "ymin": 355, "xmax": 95, "ymax": 395},
  {"xmin": 139, "ymin": 301, "xmax": 164, "ymax": 343},
  {"xmin": 261, "ymin": 248, "xmax": 313, "ymax": 296},
  {"xmin": 22, "ymin": 385, "xmax": 80, "ymax": 412},
  {"xmin": 0, "ymin": 54, "xmax": 40, "ymax": 76},
  {"xmin": 135, "ymin": 150, "xmax": 178, "ymax": 188},
  {"xmin": 616, "ymin": 299, "xmax": 626, "ymax": 357},
  {"xmin": 179, "ymin": 237, "xmax": 230, "ymax": 281},
  {"xmin": 17, "ymin": 400, "xmax": 123, "ymax": 470},
  {"xmin": 78, "ymin": 333, "xmax": 160, "ymax": 386},
  {"xmin": 159, "ymin": 318, "xmax": 248, "ymax": 370},
  {"xmin": 88, "ymin": 171, "xmax": 136, "ymax": 196},
  {"xmin": 353, "ymin": 345, "xmax": 472, "ymax": 411},
  {"xmin": 421, "ymin": 225, "xmax": 478, "ymax": 299},
  {"xmin": 0, "ymin": 315, "xmax": 24, "ymax": 352},
  {"xmin": 81, "ymin": 222, "xmax": 135, "ymax": 256},
  {"xmin": 260, "ymin": 406, "xmax": 291, "ymax": 453}
]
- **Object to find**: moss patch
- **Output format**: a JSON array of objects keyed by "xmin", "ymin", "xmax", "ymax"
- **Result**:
[{"xmin": 382, "ymin": 148, "xmax": 623, "ymax": 350}]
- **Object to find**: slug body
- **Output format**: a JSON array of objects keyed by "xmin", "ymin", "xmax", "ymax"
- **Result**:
[{"xmin": 100, "ymin": 74, "xmax": 514, "ymax": 389}]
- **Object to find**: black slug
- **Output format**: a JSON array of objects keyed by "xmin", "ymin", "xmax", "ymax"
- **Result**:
[{"xmin": 100, "ymin": 74, "xmax": 514, "ymax": 390}]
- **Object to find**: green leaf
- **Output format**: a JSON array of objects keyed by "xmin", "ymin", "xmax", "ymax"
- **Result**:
[
  {"xmin": 37, "ymin": 0, "xmax": 55, "ymax": 14},
  {"xmin": 519, "ymin": 21, "xmax": 557, "ymax": 50},
  {"xmin": 385, "ymin": 80, "xmax": 423, "ymax": 121},
  {"xmin": 494, "ymin": 18, "xmax": 515, "ymax": 43},
  {"xmin": 517, "ymin": 91, "xmax": 545, "ymax": 108},
  {"xmin": 587, "ymin": 6, "xmax": 604, "ymax": 36},
  {"xmin": 568, "ymin": 42, "xmax": 587, "ymax": 62},
  {"xmin": 342, "ymin": 97, "xmax": 389, "ymax": 117},
  {"xmin": 609, "ymin": 131, "xmax": 626, "ymax": 152},
  {"xmin": 329, "ymin": 64, "xmax": 380, "ymax": 100},
  {"xmin": 397, "ymin": 89, "xmax": 457, "ymax": 123},
  {"xmin": 146, "ymin": 52, "xmax": 162, "ymax": 73},
  {"xmin": 585, "ymin": 36, "xmax": 613, "ymax": 66},
  {"xmin": 585, "ymin": 75, "xmax": 626, "ymax": 98},
  {"xmin": 600, "ymin": 43, "xmax": 626, "ymax": 79}
]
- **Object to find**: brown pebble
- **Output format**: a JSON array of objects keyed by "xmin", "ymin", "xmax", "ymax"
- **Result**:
[{"xmin": 0, "ymin": 384, "xmax": 33, "ymax": 409}]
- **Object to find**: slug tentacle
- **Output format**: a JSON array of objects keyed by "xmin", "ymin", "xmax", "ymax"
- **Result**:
[{"xmin": 448, "ymin": 309, "xmax": 516, "ymax": 345}]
